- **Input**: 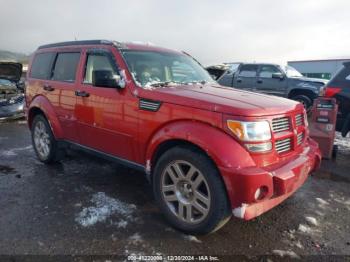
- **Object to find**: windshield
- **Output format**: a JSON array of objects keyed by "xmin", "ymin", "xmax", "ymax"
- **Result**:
[
  {"xmin": 283, "ymin": 65, "xmax": 303, "ymax": 78},
  {"xmin": 122, "ymin": 50, "xmax": 215, "ymax": 88}
]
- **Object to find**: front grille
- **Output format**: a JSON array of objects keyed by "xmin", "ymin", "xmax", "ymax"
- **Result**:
[
  {"xmin": 297, "ymin": 132, "xmax": 304, "ymax": 145},
  {"xmin": 275, "ymin": 138, "xmax": 292, "ymax": 154},
  {"xmin": 272, "ymin": 117, "xmax": 290, "ymax": 133},
  {"xmin": 295, "ymin": 114, "xmax": 303, "ymax": 126},
  {"xmin": 0, "ymin": 95, "xmax": 24, "ymax": 107}
]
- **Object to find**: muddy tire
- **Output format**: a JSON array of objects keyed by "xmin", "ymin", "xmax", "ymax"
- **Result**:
[
  {"xmin": 153, "ymin": 146, "xmax": 231, "ymax": 235},
  {"xmin": 31, "ymin": 114, "xmax": 61, "ymax": 164}
]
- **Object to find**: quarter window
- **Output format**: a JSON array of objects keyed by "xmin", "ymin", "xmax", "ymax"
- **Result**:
[
  {"xmin": 30, "ymin": 53, "xmax": 55, "ymax": 79},
  {"xmin": 52, "ymin": 53, "xmax": 80, "ymax": 82},
  {"xmin": 84, "ymin": 53, "xmax": 118, "ymax": 84},
  {"xmin": 238, "ymin": 65, "xmax": 258, "ymax": 77},
  {"xmin": 259, "ymin": 65, "xmax": 281, "ymax": 78}
]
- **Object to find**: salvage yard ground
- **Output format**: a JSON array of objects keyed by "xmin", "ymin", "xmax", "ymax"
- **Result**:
[{"xmin": 0, "ymin": 120, "xmax": 349, "ymax": 260}]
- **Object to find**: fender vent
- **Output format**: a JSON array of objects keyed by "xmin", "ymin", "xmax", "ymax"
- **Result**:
[{"xmin": 139, "ymin": 98, "xmax": 161, "ymax": 112}]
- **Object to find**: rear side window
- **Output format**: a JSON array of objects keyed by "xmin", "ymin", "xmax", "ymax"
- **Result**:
[
  {"xmin": 30, "ymin": 53, "xmax": 55, "ymax": 79},
  {"xmin": 238, "ymin": 64, "xmax": 258, "ymax": 77},
  {"xmin": 329, "ymin": 65, "xmax": 350, "ymax": 87},
  {"xmin": 52, "ymin": 53, "xmax": 80, "ymax": 82}
]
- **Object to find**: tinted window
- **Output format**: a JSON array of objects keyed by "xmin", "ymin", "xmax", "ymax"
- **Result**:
[
  {"xmin": 52, "ymin": 53, "xmax": 80, "ymax": 82},
  {"xmin": 30, "ymin": 53, "xmax": 55, "ymax": 79},
  {"xmin": 328, "ymin": 65, "xmax": 350, "ymax": 87},
  {"xmin": 259, "ymin": 65, "xmax": 281, "ymax": 78},
  {"xmin": 84, "ymin": 53, "xmax": 118, "ymax": 84},
  {"xmin": 238, "ymin": 64, "xmax": 258, "ymax": 77}
]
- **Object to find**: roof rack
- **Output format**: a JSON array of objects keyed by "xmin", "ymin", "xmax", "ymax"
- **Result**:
[{"xmin": 38, "ymin": 40, "xmax": 124, "ymax": 50}]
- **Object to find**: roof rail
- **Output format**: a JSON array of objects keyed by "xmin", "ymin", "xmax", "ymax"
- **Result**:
[{"xmin": 38, "ymin": 40, "xmax": 123, "ymax": 50}]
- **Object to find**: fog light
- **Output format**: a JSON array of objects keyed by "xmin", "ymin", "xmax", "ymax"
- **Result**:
[
  {"xmin": 254, "ymin": 186, "xmax": 268, "ymax": 200},
  {"xmin": 245, "ymin": 142, "xmax": 272, "ymax": 153}
]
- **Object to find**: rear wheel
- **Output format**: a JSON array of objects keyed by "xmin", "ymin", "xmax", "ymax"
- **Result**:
[
  {"xmin": 31, "ymin": 114, "xmax": 61, "ymax": 163},
  {"xmin": 153, "ymin": 146, "xmax": 231, "ymax": 235}
]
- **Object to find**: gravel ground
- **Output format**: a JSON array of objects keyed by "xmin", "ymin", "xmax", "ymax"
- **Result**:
[{"xmin": 0, "ymin": 120, "xmax": 349, "ymax": 261}]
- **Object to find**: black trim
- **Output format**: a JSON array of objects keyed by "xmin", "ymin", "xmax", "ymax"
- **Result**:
[
  {"xmin": 139, "ymin": 98, "xmax": 162, "ymax": 112},
  {"xmin": 38, "ymin": 40, "xmax": 127, "ymax": 50},
  {"xmin": 58, "ymin": 140, "xmax": 145, "ymax": 172}
]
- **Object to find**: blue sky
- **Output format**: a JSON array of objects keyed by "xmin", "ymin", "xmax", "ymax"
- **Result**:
[{"xmin": 1, "ymin": 0, "xmax": 349, "ymax": 65}]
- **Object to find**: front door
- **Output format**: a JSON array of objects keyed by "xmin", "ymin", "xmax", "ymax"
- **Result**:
[
  {"xmin": 255, "ymin": 64, "xmax": 287, "ymax": 96},
  {"xmin": 233, "ymin": 64, "xmax": 258, "ymax": 91},
  {"xmin": 74, "ymin": 48, "xmax": 137, "ymax": 160}
]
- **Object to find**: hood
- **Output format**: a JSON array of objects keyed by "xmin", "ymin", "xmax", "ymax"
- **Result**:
[
  {"xmin": 0, "ymin": 62, "xmax": 23, "ymax": 82},
  {"xmin": 291, "ymin": 76, "xmax": 328, "ymax": 85},
  {"xmin": 139, "ymin": 84, "xmax": 303, "ymax": 117}
]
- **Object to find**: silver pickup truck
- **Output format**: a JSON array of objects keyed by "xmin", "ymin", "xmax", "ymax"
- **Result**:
[{"xmin": 207, "ymin": 62, "xmax": 328, "ymax": 110}]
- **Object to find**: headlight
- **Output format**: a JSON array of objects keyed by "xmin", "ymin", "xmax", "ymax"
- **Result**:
[{"xmin": 227, "ymin": 120, "xmax": 271, "ymax": 141}]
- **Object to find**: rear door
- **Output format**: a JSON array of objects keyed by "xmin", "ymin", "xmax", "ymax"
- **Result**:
[
  {"xmin": 255, "ymin": 64, "xmax": 287, "ymax": 96},
  {"xmin": 28, "ymin": 51, "xmax": 81, "ymax": 142},
  {"xmin": 49, "ymin": 51, "xmax": 81, "ymax": 142},
  {"xmin": 233, "ymin": 64, "xmax": 258, "ymax": 91}
]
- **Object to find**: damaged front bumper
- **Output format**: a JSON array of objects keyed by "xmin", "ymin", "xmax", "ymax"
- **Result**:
[
  {"xmin": 220, "ymin": 138, "xmax": 321, "ymax": 220},
  {"xmin": 0, "ymin": 95, "xmax": 25, "ymax": 120}
]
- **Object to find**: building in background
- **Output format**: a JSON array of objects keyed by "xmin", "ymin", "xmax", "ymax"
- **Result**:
[{"xmin": 288, "ymin": 58, "xmax": 350, "ymax": 80}]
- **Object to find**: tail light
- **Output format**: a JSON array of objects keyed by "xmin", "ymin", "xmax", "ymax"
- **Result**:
[{"xmin": 322, "ymin": 86, "xmax": 342, "ymax": 98}]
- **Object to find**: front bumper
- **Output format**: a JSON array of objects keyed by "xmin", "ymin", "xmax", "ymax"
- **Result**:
[
  {"xmin": 219, "ymin": 138, "xmax": 321, "ymax": 220},
  {"xmin": 0, "ymin": 102, "xmax": 25, "ymax": 120}
]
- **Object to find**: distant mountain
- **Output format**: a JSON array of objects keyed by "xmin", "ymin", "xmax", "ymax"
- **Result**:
[{"xmin": 0, "ymin": 50, "xmax": 30, "ymax": 64}]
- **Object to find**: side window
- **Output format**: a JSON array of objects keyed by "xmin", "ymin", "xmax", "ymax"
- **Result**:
[
  {"xmin": 30, "ymin": 53, "xmax": 55, "ymax": 79},
  {"xmin": 259, "ymin": 65, "xmax": 281, "ymax": 78},
  {"xmin": 84, "ymin": 53, "xmax": 118, "ymax": 84},
  {"xmin": 238, "ymin": 65, "xmax": 258, "ymax": 77},
  {"xmin": 52, "ymin": 53, "xmax": 80, "ymax": 82}
]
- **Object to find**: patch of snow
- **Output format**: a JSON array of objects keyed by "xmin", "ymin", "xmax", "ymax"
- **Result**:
[
  {"xmin": 305, "ymin": 216, "xmax": 318, "ymax": 226},
  {"xmin": 112, "ymin": 219, "xmax": 128, "ymax": 228},
  {"xmin": 316, "ymin": 197, "xmax": 329, "ymax": 205},
  {"xmin": 128, "ymin": 233, "xmax": 144, "ymax": 245},
  {"xmin": 183, "ymin": 235, "xmax": 202, "ymax": 243},
  {"xmin": 272, "ymin": 250, "xmax": 300, "ymax": 259},
  {"xmin": 75, "ymin": 192, "xmax": 136, "ymax": 227},
  {"xmin": 1, "ymin": 145, "xmax": 33, "ymax": 157},
  {"xmin": 335, "ymin": 132, "xmax": 350, "ymax": 152},
  {"xmin": 298, "ymin": 224, "xmax": 312, "ymax": 234},
  {"xmin": 232, "ymin": 203, "xmax": 248, "ymax": 218}
]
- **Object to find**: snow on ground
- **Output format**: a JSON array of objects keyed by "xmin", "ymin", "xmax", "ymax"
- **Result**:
[
  {"xmin": 1, "ymin": 145, "xmax": 32, "ymax": 157},
  {"xmin": 335, "ymin": 132, "xmax": 350, "ymax": 152},
  {"xmin": 183, "ymin": 234, "xmax": 202, "ymax": 243},
  {"xmin": 75, "ymin": 192, "xmax": 136, "ymax": 227},
  {"xmin": 272, "ymin": 250, "xmax": 300, "ymax": 259}
]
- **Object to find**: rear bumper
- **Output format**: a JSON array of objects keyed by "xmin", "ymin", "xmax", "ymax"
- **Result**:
[{"xmin": 219, "ymin": 138, "xmax": 321, "ymax": 220}]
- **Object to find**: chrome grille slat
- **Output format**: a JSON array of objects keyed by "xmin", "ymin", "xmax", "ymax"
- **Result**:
[
  {"xmin": 275, "ymin": 138, "xmax": 292, "ymax": 154},
  {"xmin": 271, "ymin": 117, "xmax": 290, "ymax": 133},
  {"xmin": 295, "ymin": 114, "xmax": 303, "ymax": 126},
  {"xmin": 297, "ymin": 132, "xmax": 304, "ymax": 145}
]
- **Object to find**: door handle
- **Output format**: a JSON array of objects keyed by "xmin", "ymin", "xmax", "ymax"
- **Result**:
[
  {"xmin": 237, "ymin": 78, "xmax": 242, "ymax": 83},
  {"xmin": 43, "ymin": 84, "xmax": 55, "ymax": 92},
  {"xmin": 257, "ymin": 79, "xmax": 263, "ymax": 84},
  {"xmin": 75, "ymin": 90, "xmax": 90, "ymax": 97}
]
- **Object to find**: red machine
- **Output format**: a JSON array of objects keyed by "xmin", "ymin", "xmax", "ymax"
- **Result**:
[{"xmin": 309, "ymin": 97, "xmax": 338, "ymax": 159}]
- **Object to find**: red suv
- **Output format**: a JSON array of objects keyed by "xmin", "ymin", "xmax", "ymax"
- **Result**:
[{"xmin": 25, "ymin": 40, "xmax": 321, "ymax": 234}]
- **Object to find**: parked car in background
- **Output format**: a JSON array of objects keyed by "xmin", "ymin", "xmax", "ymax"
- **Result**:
[
  {"xmin": 0, "ymin": 62, "xmax": 25, "ymax": 120},
  {"xmin": 25, "ymin": 40, "xmax": 321, "ymax": 234},
  {"xmin": 207, "ymin": 62, "xmax": 328, "ymax": 110},
  {"xmin": 321, "ymin": 62, "xmax": 350, "ymax": 137}
]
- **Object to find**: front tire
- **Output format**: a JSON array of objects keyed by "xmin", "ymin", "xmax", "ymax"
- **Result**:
[
  {"xmin": 291, "ymin": 94, "xmax": 313, "ymax": 111},
  {"xmin": 31, "ymin": 114, "xmax": 60, "ymax": 164},
  {"xmin": 153, "ymin": 146, "xmax": 231, "ymax": 235}
]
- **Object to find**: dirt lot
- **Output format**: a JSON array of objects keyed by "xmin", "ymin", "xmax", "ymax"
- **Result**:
[{"xmin": 0, "ymin": 120, "xmax": 349, "ymax": 261}]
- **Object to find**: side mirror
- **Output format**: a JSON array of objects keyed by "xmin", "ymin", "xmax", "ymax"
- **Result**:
[
  {"xmin": 92, "ymin": 70, "xmax": 125, "ymax": 88},
  {"xmin": 272, "ymin": 72, "xmax": 285, "ymax": 80}
]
